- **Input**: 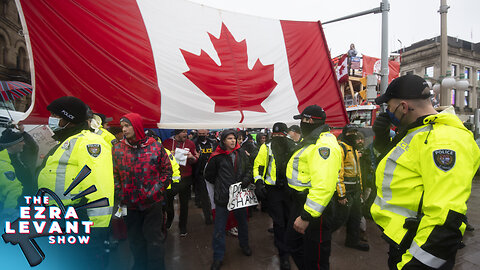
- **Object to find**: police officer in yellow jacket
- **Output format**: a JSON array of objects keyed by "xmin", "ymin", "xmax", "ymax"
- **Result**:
[
  {"xmin": 253, "ymin": 122, "xmax": 295, "ymax": 270},
  {"xmin": 372, "ymin": 75, "xmax": 480, "ymax": 270},
  {"xmin": 332, "ymin": 125, "xmax": 369, "ymax": 251},
  {"xmin": 36, "ymin": 97, "xmax": 114, "ymax": 269},
  {"xmin": 285, "ymin": 105, "xmax": 342, "ymax": 270},
  {"xmin": 38, "ymin": 97, "xmax": 114, "ymax": 228},
  {"xmin": 0, "ymin": 130, "xmax": 24, "ymax": 218}
]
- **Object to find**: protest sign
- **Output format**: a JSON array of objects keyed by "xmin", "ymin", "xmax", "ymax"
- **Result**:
[{"xmin": 227, "ymin": 182, "xmax": 258, "ymax": 211}]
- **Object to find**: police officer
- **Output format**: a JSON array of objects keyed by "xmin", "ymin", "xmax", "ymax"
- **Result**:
[
  {"xmin": 0, "ymin": 129, "xmax": 24, "ymax": 219},
  {"xmin": 194, "ymin": 129, "xmax": 216, "ymax": 224},
  {"xmin": 332, "ymin": 125, "xmax": 369, "ymax": 251},
  {"xmin": 254, "ymin": 122, "xmax": 295, "ymax": 270},
  {"xmin": 91, "ymin": 113, "xmax": 117, "ymax": 145},
  {"xmin": 371, "ymin": 75, "xmax": 480, "ymax": 270},
  {"xmin": 285, "ymin": 105, "xmax": 342, "ymax": 270},
  {"xmin": 37, "ymin": 96, "xmax": 114, "ymax": 268}
]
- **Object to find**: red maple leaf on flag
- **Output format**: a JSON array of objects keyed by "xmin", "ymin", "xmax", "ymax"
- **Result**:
[{"xmin": 180, "ymin": 23, "xmax": 277, "ymax": 122}]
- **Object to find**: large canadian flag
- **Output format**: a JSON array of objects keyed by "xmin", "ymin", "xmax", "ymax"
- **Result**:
[{"xmin": 17, "ymin": 0, "xmax": 347, "ymax": 128}]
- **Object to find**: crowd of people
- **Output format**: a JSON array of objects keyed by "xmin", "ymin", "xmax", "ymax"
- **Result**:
[{"xmin": 0, "ymin": 74, "xmax": 479, "ymax": 270}]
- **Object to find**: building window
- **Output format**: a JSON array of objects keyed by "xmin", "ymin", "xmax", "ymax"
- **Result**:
[
  {"xmin": 406, "ymin": 70, "xmax": 413, "ymax": 75},
  {"xmin": 17, "ymin": 47, "xmax": 27, "ymax": 71},
  {"xmin": 425, "ymin": 66, "xmax": 434, "ymax": 78},
  {"xmin": 464, "ymin": 67, "xmax": 470, "ymax": 79},
  {"xmin": 451, "ymin": 89, "xmax": 456, "ymax": 106},
  {"xmin": 477, "ymin": 70, "xmax": 480, "ymax": 81},
  {"xmin": 464, "ymin": 90, "xmax": 469, "ymax": 107},
  {"xmin": 0, "ymin": 35, "xmax": 6, "ymax": 66},
  {"xmin": 451, "ymin": 64, "xmax": 458, "ymax": 77}
]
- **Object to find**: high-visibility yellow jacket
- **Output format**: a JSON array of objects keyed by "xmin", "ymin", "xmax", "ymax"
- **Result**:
[
  {"xmin": 371, "ymin": 112, "xmax": 480, "ymax": 269},
  {"xmin": 336, "ymin": 141, "xmax": 362, "ymax": 197},
  {"xmin": 253, "ymin": 143, "xmax": 277, "ymax": 185},
  {"xmin": 95, "ymin": 126, "xmax": 117, "ymax": 146},
  {"xmin": 165, "ymin": 148, "xmax": 181, "ymax": 190},
  {"xmin": 287, "ymin": 127, "xmax": 342, "ymax": 218},
  {"xmin": 0, "ymin": 149, "xmax": 23, "ymax": 211},
  {"xmin": 38, "ymin": 130, "xmax": 114, "ymax": 228}
]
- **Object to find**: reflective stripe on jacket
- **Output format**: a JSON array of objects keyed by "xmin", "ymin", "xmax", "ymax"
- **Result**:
[
  {"xmin": 336, "ymin": 141, "xmax": 362, "ymax": 197},
  {"xmin": 287, "ymin": 131, "xmax": 341, "ymax": 218},
  {"xmin": 253, "ymin": 143, "xmax": 276, "ymax": 185},
  {"xmin": 95, "ymin": 126, "xmax": 117, "ymax": 146},
  {"xmin": 371, "ymin": 112, "xmax": 480, "ymax": 269},
  {"xmin": 38, "ymin": 130, "xmax": 114, "ymax": 228}
]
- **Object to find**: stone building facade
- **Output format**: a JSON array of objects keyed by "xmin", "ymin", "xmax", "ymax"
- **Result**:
[
  {"xmin": 0, "ymin": 0, "xmax": 31, "ymax": 111},
  {"xmin": 399, "ymin": 36, "xmax": 480, "ymax": 114}
]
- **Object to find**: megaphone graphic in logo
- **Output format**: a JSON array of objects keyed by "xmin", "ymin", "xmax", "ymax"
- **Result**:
[{"xmin": 2, "ymin": 165, "xmax": 110, "ymax": 267}]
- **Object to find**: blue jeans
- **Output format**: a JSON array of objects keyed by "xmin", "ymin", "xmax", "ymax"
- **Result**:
[{"xmin": 212, "ymin": 205, "xmax": 249, "ymax": 261}]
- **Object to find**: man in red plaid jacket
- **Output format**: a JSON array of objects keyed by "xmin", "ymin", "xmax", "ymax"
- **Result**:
[{"xmin": 113, "ymin": 112, "xmax": 172, "ymax": 270}]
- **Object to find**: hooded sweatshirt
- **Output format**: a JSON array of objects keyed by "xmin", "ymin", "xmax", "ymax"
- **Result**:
[{"xmin": 112, "ymin": 113, "xmax": 172, "ymax": 210}]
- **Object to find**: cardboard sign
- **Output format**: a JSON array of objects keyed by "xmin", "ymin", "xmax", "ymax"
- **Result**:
[
  {"xmin": 27, "ymin": 125, "xmax": 57, "ymax": 167},
  {"xmin": 227, "ymin": 182, "xmax": 258, "ymax": 211}
]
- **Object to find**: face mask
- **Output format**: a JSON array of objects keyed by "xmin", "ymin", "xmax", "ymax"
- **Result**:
[
  {"xmin": 300, "ymin": 122, "xmax": 319, "ymax": 138},
  {"xmin": 386, "ymin": 103, "xmax": 404, "ymax": 127},
  {"xmin": 48, "ymin": 117, "xmax": 64, "ymax": 131},
  {"xmin": 198, "ymin": 135, "xmax": 207, "ymax": 142}
]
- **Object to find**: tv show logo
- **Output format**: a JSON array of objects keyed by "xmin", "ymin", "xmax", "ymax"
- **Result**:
[{"xmin": 2, "ymin": 165, "xmax": 110, "ymax": 267}]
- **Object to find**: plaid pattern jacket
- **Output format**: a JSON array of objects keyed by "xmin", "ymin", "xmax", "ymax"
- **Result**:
[{"xmin": 113, "ymin": 137, "xmax": 172, "ymax": 210}]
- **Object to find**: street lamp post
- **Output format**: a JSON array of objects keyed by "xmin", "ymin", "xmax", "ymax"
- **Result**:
[{"xmin": 439, "ymin": 0, "xmax": 450, "ymax": 106}]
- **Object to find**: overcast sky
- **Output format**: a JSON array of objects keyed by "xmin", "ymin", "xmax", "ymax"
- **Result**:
[{"xmin": 190, "ymin": 0, "xmax": 480, "ymax": 58}]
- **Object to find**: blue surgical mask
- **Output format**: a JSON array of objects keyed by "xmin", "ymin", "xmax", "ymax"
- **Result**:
[
  {"xmin": 48, "ymin": 117, "xmax": 64, "ymax": 131},
  {"xmin": 386, "ymin": 104, "xmax": 403, "ymax": 127}
]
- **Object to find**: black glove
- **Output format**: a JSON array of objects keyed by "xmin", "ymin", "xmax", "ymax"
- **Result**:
[
  {"xmin": 255, "ymin": 180, "xmax": 267, "ymax": 201},
  {"xmin": 241, "ymin": 178, "xmax": 251, "ymax": 189},
  {"xmin": 372, "ymin": 112, "xmax": 393, "ymax": 153},
  {"xmin": 372, "ymin": 112, "xmax": 391, "ymax": 135}
]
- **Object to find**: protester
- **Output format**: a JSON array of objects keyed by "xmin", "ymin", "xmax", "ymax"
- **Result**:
[
  {"xmin": 332, "ymin": 125, "xmax": 369, "ymax": 251},
  {"xmin": 163, "ymin": 129, "xmax": 198, "ymax": 236},
  {"xmin": 347, "ymin": 43, "xmax": 357, "ymax": 75},
  {"xmin": 285, "ymin": 105, "xmax": 342, "ymax": 270},
  {"xmin": 204, "ymin": 129, "xmax": 252, "ymax": 270},
  {"xmin": 371, "ymin": 74, "xmax": 480, "ymax": 269},
  {"xmin": 253, "ymin": 122, "xmax": 295, "ymax": 270},
  {"xmin": 113, "ymin": 113, "xmax": 172, "ymax": 270}
]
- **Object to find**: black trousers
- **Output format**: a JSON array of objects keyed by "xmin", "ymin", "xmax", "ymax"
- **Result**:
[
  {"xmin": 165, "ymin": 176, "xmax": 192, "ymax": 231},
  {"xmin": 331, "ymin": 188, "xmax": 362, "ymax": 244},
  {"xmin": 266, "ymin": 184, "xmax": 291, "ymax": 257},
  {"xmin": 286, "ymin": 190, "xmax": 333, "ymax": 270},
  {"xmin": 125, "ymin": 201, "xmax": 166, "ymax": 270},
  {"xmin": 195, "ymin": 174, "xmax": 213, "ymax": 223}
]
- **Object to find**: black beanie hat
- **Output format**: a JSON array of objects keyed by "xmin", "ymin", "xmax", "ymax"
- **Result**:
[
  {"xmin": 174, "ymin": 129, "xmax": 187, "ymax": 135},
  {"xmin": 220, "ymin": 129, "xmax": 237, "ymax": 142},
  {"xmin": 0, "ymin": 129, "xmax": 24, "ymax": 148},
  {"xmin": 47, "ymin": 96, "xmax": 88, "ymax": 124},
  {"xmin": 273, "ymin": 122, "xmax": 288, "ymax": 135}
]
